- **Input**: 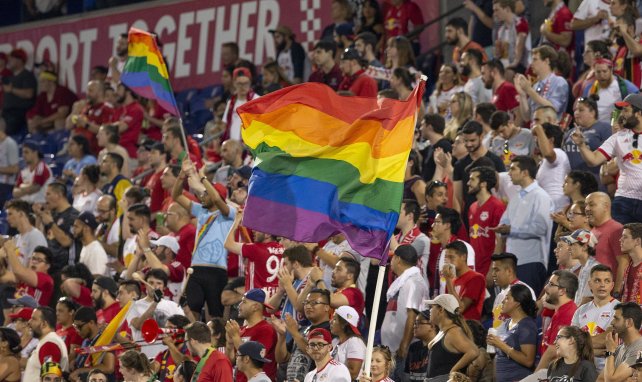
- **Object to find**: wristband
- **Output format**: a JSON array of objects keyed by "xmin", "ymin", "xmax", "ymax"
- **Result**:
[{"xmin": 200, "ymin": 176, "xmax": 208, "ymax": 183}]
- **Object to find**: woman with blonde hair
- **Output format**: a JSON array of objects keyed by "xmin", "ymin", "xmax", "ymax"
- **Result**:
[
  {"xmin": 547, "ymin": 325, "xmax": 597, "ymax": 381},
  {"xmin": 444, "ymin": 92, "xmax": 473, "ymax": 141},
  {"xmin": 358, "ymin": 345, "xmax": 395, "ymax": 382}
]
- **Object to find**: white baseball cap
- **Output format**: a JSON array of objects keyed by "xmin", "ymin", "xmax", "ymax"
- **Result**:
[
  {"xmin": 150, "ymin": 236, "xmax": 180, "ymax": 254},
  {"xmin": 425, "ymin": 294, "xmax": 460, "ymax": 315},
  {"xmin": 335, "ymin": 306, "xmax": 361, "ymax": 335}
]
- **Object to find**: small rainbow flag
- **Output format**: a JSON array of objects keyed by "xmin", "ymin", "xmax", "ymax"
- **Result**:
[
  {"xmin": 121, "ymin": 27, "xmax": 179, "ymax": 116},
  {"xmin": 238, "ymin": 82, "xmax": 424, "ymax": 263}
]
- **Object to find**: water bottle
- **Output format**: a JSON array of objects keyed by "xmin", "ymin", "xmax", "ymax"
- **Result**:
[{"xmin": 487, "ymin": 328, "xmax": 497, "ymax": 354}]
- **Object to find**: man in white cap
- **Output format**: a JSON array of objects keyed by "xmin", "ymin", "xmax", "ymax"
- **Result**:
[{"xmin": 127, "ymin": 233, "xmax": 185, "ymax": 302}]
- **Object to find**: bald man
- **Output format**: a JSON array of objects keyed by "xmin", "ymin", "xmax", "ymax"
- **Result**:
[
  {"xmin": 165, "ymin": 202, "xmax": 196, "ymax": 269},
  {"xmin": 586, "ymin": 192, "xmax": 625, "ymax": 295},
  {"xmin": 214, "ymin": 139, "xmax": 244, "ymax": 186}
]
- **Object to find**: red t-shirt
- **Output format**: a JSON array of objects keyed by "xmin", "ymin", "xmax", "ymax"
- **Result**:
[
  {"xmin": 241, "ymin": 242, "xmax": 284, "ymax": 292},
  {"xmin": 383, "ymin": 1, "xmax": 424, "ymax": 38},
  {"xmin": 72, "ymin": 101, "xmax": 115, "ymax": 154},
  {"xmin": 338, "ymin": 70, "xmax": 378, "ymax": 98},
  {"xmin": 453, "ymin": 41, "xmax": 488, "ymax": 66},
  {"xmin": 623, "ymin": 261, "xmax": 642, "ymax": 304},
  {"xmin": 493, "ymin": 81, "xmax": 519, "ymax": 112},
  {"xmin": 114, "ymin": 101, "xmax": 144, "ymax": 158},
  {"xmin": 238, "ymin": 320, "xmax": 277, "ymax": 382},
  {"xmin": 172, "ymin": 223, "xmax": 196, "ymax": 269},
  {"xmin": 16, "ymin": 161, "xmax": 52, "ymax": 188},
  {"xmin": 335, "ymin": 287, "xmax": 365, "ymax": 318},
  {"xmin": 450, "ymin": 270, "xmax": 486, "ymax": 320},
  {"xmin": 16, "ymin": 272, "xmax": 54, "ymax": 306},
  {"xmin": 74, "ymin": 285, "xmax": 93, "ymax": 307},
  {"xmin": 146, "ymin": 169, "xmax": 166, "ymax": 213},
  {"xmin": 56, "ymin": 325, "xmax": 83, "ymax": 353},
  {"xmin": 146, "ymin": 101, "xmax": 170, "ymax": 141},
  {"xmin": 592, "ymin": 219, "xmax": 623, "ymax": 278},
  {"xmin": 549, "ymin": 5, "xmax": 574, "ymax": 56},
  {"xmin": 97, "ymin": 302, "xmax": 121, "ymax": 326},
  {"xmin": 27, "ymin": 85, "xmax": 78, "ymax": 120},
  {"xmin": 198, "ymin": 348, "xmax": 233, "ymax": 382},
  {"xmin": 541, "ymin": 300, "xmax": 577, "ymax": 354},
  {"xmin": 154, "ymin": 343, "xmax": 191, "ymax": 382},
  {"xmin": 468, "ymin": 196, "xmax": 505, "ymax": 276}
]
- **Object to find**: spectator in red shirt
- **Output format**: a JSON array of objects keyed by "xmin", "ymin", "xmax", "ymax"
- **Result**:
[
  {"xmin": 442, "ymin": 241, "xmax": 486, "ymax": 320},
  {"xmin": 540, "ymin": 0, "xmax": 574, "ymax": 57},
  {"xmin": 146, "ymin": 143, "xmax": 168, "ymax": 218},
  {"xmin": 55, "ymin": 297, "xmax": 83, "ymax": 357},
  {"xmin": 482, "ymin": 59, "xmax": 519, "ymax": 113},
  {"xmin": 224, "ymin": 209, "xmax": 284, "ymax": 294},
  {"xmin": 0, "ymin": 241, "xmax": 54, "ymax": 307},
  {"xmin": 26, "ymin": 71, "xmax": 77, "ymax": 134},
  {"xmin": 224, "ymin": 289, "xmax": 277, "ymax": 382},
  {"xmin": 338, "ymin": 48, "xmax": 378, "ymax": 98},
  {"xmin": 113, "ymin": 83, "xmax": 144, "ymax": 159},
  {"xmin": 91, "ymin": 276, "xmax": 121, "ymax": 327},
  {"xmin": 151, "ymin": 314, "xmax": 192, "ymax": 382},
  {"xmin": 185, "ymin": 321, "xmax": 233, "ymax": 382},
  {"xmin": 164, "ymin": 202, "xmax": 196, "ymax": 269},
  {"xmin": 445, "ymin": 17, "xmax": 488, "ymax": 65},
  {"xmin": 65, "ymin": 80, "xmax": 115, "ymax": 155},
  {"xmin": 536, "ymin": 269, "xmax": 578, "ymax": 370},
  {"xmin": 383, "ymin": 0, "xmax": 424, "ymax": 43}
]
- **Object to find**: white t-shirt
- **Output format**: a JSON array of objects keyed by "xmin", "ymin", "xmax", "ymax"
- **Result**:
[
  {"xmin": 126, "ymin": 298, "xmax": 184, "ymax": 358},
  {"xmin": 574, "ymin": 0, "xmax": 612, "ymax": 49},
  {"xmin": 331, "ymin": 336, "xmax": 366, "ymax": 365},
  {"xmin": 73, "ymin": 190, "xmax": 102, "ymax": 216},
  {"xmin": 0, "ymin": 136, "xmax": 19, "ymax": 185},
  {"xmin": 572, "ymin": 298, "xmax": 619, "ymax": 370},
  {"xmin": 79, "ymin": 240, "xmax": 109, "ymax": 276},
  {"xmin": 381, "ymin": 268, "xmax": 429, "ymax": 352},
  {"xmin": 495, "ymin": 172, "xmax": 520, "ymax": 203},
  {"xmin": 464, "ymin": 76, "xmax": 492, "ymax": 104},
  {"xmin": 597, "ymin": 129, "xmax": 642, "ymax": 200},
  {"xmin": 536, "ymin": 148, "xmax": 571, "ymax": 212},
  {"xmin": 304, "ymin": 359, "xmax": 351, "ymax": 382},
  {"xmin": 596, "ymin": 79, "xmax": 621, "ymax": 124},
  {"xmin": 16, "ymin": 227, "xmax": 47, "ymax": 266}
]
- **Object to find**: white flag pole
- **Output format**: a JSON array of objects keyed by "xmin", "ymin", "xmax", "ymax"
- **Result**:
[{"xmin": 363, "ymin": 264, "xmax": 387, "ymax": 376}]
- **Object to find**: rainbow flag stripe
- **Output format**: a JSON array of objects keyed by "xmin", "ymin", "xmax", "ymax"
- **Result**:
[
  {"xmin": 238, "ymin": 82, "xmax": 424, "ymax": 262},
  {"xmin": 121, "ymin": 28, "xmax": 179, "ymax": 116}
]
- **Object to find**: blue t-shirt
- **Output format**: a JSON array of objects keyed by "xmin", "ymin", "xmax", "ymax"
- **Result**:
[
  {"xmin": 495, "ymin": 316, "xmax": 538, "ymax": 382},
  {"xmin": 190, "ymin": 202, "xmax": 236, "ymax": 268},
  {"xmin": 63, "ymin": 155, "xmax": 97, "ymax": 176},
  {"xmin": 563, "ymin": 121, "xmax": 612, "ymax": 179}
]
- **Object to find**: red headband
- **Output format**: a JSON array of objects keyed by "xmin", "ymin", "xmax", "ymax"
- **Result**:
[
  {"xmin": 594, "ymin": 58, "xmax": 613, "ymax": 68},
  {"xmin": 233, "ymin": 67, "xmax": 252, "ymax": 81}
]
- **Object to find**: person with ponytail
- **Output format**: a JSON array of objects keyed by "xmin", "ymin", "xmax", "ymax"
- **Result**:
[
  {"xmin": 425, "ymin": 294, "xmax": 479, "ymax": 380},
  {"xmin": 358, "ymin": 345, "xmax": 395, "ymax": 382},
  {"xmin": 0, "ymin": 327, "xmax": 22, "ymax": 382},
  {"xmin": 547, "ymin": 326, "xmax": 597, "ymax": 382},
  {"xmin": 487, "ymin": 284, "xmax": 538, "ymax": 382},
  {"xmin": 119, "ymin": 349, "xmax": 156, "ymax": 382}
]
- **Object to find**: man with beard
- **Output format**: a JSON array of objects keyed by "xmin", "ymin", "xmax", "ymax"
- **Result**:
[
  {"xmin": 304, "ymin": 256, "xmax": 366, "ymax": 317},
  {"xmin": 481, "ymin": 59, "xmax": 519, "ymax": 113},
  {"xmin": 121, "ymin": 203, "xmax": 158, "ymax": 271},
  {"xmin": 572, "ymin": 93, "xmax": 642, "ymax": 224},
  {"xmin": 445, "ymin": 17, "xmax": 487, "ymax": 65},
  {"xmin": 535, "ymin": 270, "xmax": 578, "ymax": 371},
  {"xmin": 73, "ymin": 211, "xmax": 108, "ymax": 276},
  {"xmin": 24, "ymin": 307, "xmax": 68, "ymax": 381},
  {"xmin": 164, "ymin": 202, "xmax": 196, "ymax": 269},
  {"xmin": 580, "ymin": 58, "xmax": 638, "ymax": 124},
  {"xmin": 224, "ymin": 289, "xmax": 277, "ymax": 382},
  {"xmin": 90, "ymin": 276, "xmax": 120, "ymax": 327},
  {"xmin": 173, "ymin": 158, "xmax": 236, "ymax": 320},
  {"xmin": 224, "ymin": 209, "xmax": 284, "ymax": 294},
  {"xmin": 269, "ymin": 25, "xmax": 308, "ymax": 84},
  {"xmin": 185, "ymin": 321, "xmax": 233, "ymax": 381},
  {"xmin": 112, "ymin": 83, "xmax": 144, "ymax": 159},
  {"xmin": 100, "ymin": 153, "xmax": 131, "ymax": 214},
  {"xmin": 309, "ymin": 40, "xmax": 343, "ymax": 91},
  {"xmin": 162, "ymin": 125, "xmax": 202, "ymax": 169},
  {"xmin": 419, "ymin": 114, "xmax": 452, "ymax": 182},
  {"xmin": 270, "ymin": 289, "xmax": 332, "ymax": 382},
  {"xmin": 453, "ymin": 121, "xmax": 505, "ymax": 225},
  {"xmin": 69, "ymin": 307, "xmax": 115, "ymax": 382},
  {"xmin": 600, "ymin": 302, "xmax": 642, "ymax": 381},
  {"xmin": 462, "ymin": 49, "xmax": 491, "ymax": 104},
  {"xmin": 107, "ymin": 33, "xmax": 128, "ymax": 86},
  {"xmin": 66, "ymin": 81, "xmax": 113, "ymax": 154},
  {"xmin": 95, "ymin": 195, "xmax": 120, "ymax": 260}
]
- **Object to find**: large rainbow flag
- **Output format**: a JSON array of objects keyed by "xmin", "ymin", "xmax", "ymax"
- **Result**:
[
  {"xmin": 238, "ymin": 81, "xmax": 425, "ymax": 262},
  {"xmin": 120, "ymin": 28, "xmax": 180, "ymax": 116}
]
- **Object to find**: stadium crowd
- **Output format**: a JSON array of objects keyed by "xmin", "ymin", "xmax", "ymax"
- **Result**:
[{"xmin": 2, "ymin": 0, "xmax": 642, "ymax": 381}]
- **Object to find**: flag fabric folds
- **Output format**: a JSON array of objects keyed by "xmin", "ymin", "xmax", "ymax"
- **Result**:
[
  {"xmin": 238, "ymin": 81, "xmax": 425, "ymax": 263},
  {"xmin": 120, "ymin": 27, "xmax": 180, "ymax": 116}
]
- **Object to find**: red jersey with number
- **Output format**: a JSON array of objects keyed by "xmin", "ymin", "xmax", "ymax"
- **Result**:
[
  {"xmin": 241, "ymin": 242, "xmax": 284, "ymax": 293},
  {"xmin": 16, "ymin": 272, "xmax": 53, "ymax": 306},
  {"xmin": 468, "ymin": 196, "xmax": 506, "ymax": 276},
  {"xmin": 239, "ymin": 320, "xmax": 277, "ymax": 382},
  {"xmin": 113, "ymin": 101, "xmax": 144, "ymax": 158}
]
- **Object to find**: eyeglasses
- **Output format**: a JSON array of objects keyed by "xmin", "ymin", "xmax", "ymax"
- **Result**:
[
  {"xmin": 566, "ymin": 211, "xmax": 586, "ymax": 219},
  {"xmin": 31, "ymin": 257, "xmax": 47, "ymax": 264},
  {"xmin": 73, "ymin": 321, "xmax": 88, "ymax": 330},
  {"xmin": 547, "ymin": 281, "xmax": 561, "ymax": 288},
  {"xmin": 308, "ymin": 342, "xmax": 329, "ymax": 349},
  {"xmin": 303, "ymin": 300, "xmax": 328, "ymax": 307},
  {"xmin": 555, "ymin": 334, "xmax": 571, "ymax": 340}
]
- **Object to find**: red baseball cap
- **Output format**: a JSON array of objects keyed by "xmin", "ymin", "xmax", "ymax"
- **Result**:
[
  {"xmin": 9, "ymin": 48, "xmax": 27, "ymax": 62},
  {"xmin": 9, "ymin": 307, "xmax": 33, "ymax": 321},
  {"xmin": 307, "ymin": 328, "xmax": 332, "ymax": 344}
]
